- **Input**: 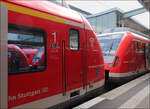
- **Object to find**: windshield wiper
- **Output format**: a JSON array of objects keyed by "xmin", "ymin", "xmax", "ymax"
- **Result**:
[{"xmin": 108, "ymin": 40, "xmax": 114, "ymax": 56}]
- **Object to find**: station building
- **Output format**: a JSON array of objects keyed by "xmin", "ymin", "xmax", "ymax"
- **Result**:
[
  {"xmin": 50, "ymin": 0, "xmax": 92, "ymax": 16},
  {"xmin": 86, "ymin": 8, "xmax": 150, "ymax": 35},
  {"xmin": 51, "ymin": 0, "xmax": 149, "ymax": 36},
  {"xmin": 138, "ymin": 0, "xmax": 150, "ymax": 11}
]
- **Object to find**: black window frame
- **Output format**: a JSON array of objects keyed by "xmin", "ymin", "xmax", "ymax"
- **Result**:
[
  {"xmin": 69, "ymin": 28, "xmax": 80, "ymax": 51},
  {"xmin": 8, "ymin": 24, "xmax": 47, "ymax": 75}
]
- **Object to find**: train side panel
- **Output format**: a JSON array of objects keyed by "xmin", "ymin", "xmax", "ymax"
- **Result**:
[
  {"xmin": 112, "ymin": 32, "xmax": 134, "ymax": 73},
  {"xmin": 0, "ymin": 0, "xmax": 105, "ymax": 108},
  {"xmin": 86, "ymin": 30, "xmax": 105, "ymax": 91},
  {"xmin": 109, "ymin": 32, "xmax": 149, "ymax": 79},
  {"xmin": 8, "ymin": 5, "xmax": 66, "ymax": 108}
]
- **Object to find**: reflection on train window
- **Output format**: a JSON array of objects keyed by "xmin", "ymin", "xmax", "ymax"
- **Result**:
[
  {"xmin": 8, "ymin": 25, "xmax": 46, "ymax": 74},
  {"xmin": 98, "ymin": 33, "xmax": 124, "ymax": 55},
  {"xmin": 69, "ymin": 29, "xmax": 79, "ymax": 50},
  {"xmin": 98, "ymin": 33, "xmax": 124, "ymax": 63}
]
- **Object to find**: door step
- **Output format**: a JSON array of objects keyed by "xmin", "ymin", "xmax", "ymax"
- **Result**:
[{"xmin": 70, "ymin": 90, "xmax": 80, "ymax": 98}]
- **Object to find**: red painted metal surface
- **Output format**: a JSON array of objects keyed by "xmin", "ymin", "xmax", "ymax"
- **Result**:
[
  {"xmin": 103, "ymin": 32, "xmax": 150, "ymax": 77},
  {"xmin": 1, "ymin": 0, "xmax": 105, "ymax": 108}
]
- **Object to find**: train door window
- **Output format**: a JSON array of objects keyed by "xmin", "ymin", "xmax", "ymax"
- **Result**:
[
  {"xmin": 142, "ymin": 45, "xmax": 146, "ymax": 59},
  {"xmin": 69, "ymin": 29, "xmax": 79, "ymax": 50},
  {"xmin": 8, "ymin": 24, "xmax": 46, "ymax": 74},
  {"xmin": 136, "ymin": 42, "xmax": 139, "ymax": 51}
]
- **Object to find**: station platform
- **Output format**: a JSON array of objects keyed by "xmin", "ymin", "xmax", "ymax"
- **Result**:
[{"xmin": 74, "ymin": 73, "xmax": 150, "ymax": 109}]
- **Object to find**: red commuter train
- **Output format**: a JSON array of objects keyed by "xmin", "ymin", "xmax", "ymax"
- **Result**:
[
  {"xmin": 0, "ymin": 0, "xmax": 105, "ymax": 108},
  {"xmin": 97, "ymin": 28, "xmax": 150, "ymax": 82}
]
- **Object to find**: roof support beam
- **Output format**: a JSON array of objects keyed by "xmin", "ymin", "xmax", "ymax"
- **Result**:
[
  {"xmin": 123, "ymin": 8, "xmax": 146, "ymax": 18},
  {"xmin": 138, "ymin": 0, "xmax": 150, "ymax": 11}
]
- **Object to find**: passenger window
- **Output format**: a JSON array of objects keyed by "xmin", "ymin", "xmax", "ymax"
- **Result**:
[
  {"xmin": 69, "ymin": 29, "xmax": 79, "ymax": 50},
  {"xmin": 142, "ymin": 46, "xmax": 145, "ymax": 59},
  {"xmin": 8, "ymin": 24, "xmax": 46, "ymax": 74},
  {"xmin": 136, "ymin": 42, "xmax": 139, "ymax": 51}
]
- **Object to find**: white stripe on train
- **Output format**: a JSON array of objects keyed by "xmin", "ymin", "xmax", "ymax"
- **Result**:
[
  {"xmin": 12, "ymin": 80, "xmax": 104, "ymax": 109},
  {"xmin": 109, "ymin": 70, "xmax": 146, "ymax": 77}
]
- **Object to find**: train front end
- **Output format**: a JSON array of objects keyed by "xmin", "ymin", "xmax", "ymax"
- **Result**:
[{"xmin": 97, "ymin": 32, "xmax": 125, "ymax": 81}]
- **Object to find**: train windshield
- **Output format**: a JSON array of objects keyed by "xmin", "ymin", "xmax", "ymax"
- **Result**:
[{"xmin": 98, "ymin": 33, "xmax": 124, "ymax": 63}]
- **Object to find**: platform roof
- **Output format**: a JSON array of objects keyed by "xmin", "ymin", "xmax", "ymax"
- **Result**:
[
  {"xmin": 138, "ymin": 0, "xmax": 150, "ymax": 11},
  {"xmin": 86, "ymin": 8, "xmax": 149, "ymax": 36},
  {"xmin": 66, "ymin": 1, "xmax": 150, "ymax": 30}
]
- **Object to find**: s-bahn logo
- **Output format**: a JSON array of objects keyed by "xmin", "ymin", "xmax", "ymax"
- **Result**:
[{"xmin": 89, "ymin": 37, "xmax": 94, "ymax": 48}]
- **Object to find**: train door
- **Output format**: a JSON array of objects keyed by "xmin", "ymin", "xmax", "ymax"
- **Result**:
[
  {"xmin": 141, "ymin": 43, "xmax": 146, "ymax": 70},
  {"xmin": 130, "ymin": 42, "xmax": 135, "ymax": 72},
  {"xmin": 132, "ymin": 40, "xmax": 140, "ymax": 72},
  {"xmin": 132, "ymin": 40, "xmax": 137, "ymax": 72},
  {"xmin": 146, "ymin": 43, "xmax": 150, "ymax": 70},
  {"xmin": 135, "ymin": 41, "xmax": 140, "ymax": 72},
  {"xmin": 65, "ymin": 26, "xmax": 86, "ymax": 96},
  {"xmin": 0, "ymin": 3, "xmax": 8, "ymax": 108}
]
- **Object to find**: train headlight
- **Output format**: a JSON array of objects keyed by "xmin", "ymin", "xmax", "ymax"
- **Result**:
[
  {"xmin": 108, "ymin": 64, "xmax": 112, "ymax": 67},
  {"xmin": 33, "ymin": 58, "xmax": 40, "ymax": 63}
]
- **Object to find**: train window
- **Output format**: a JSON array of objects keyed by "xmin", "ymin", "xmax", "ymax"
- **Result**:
[
  {"xmin": 142, "ymin": 46, "xmax": 146, "ymax": 59},
  {"xmin": 98, "ymin": 33, "xmax": 124, "ymax": 63},
  {"xmin": 136, "ymin": 42, "xmax": 139, "ymax": 51},
  {"xmin": 69, "ymin": 29, "xmax": 79, "ymax": 50},
  {"xmin": 8, "ymin": 24, "xmax": 46, "ymax": 74}
]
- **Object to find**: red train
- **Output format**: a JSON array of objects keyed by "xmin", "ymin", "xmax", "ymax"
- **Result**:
[
  {"xmin": 97, "ymin": 28, "xmax": 150, "ymax": 82},
  {"xmin": 0, "ymin": 0, "xmax": 105, "ymax": 108}
]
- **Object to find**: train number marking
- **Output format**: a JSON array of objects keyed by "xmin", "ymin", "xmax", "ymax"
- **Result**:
[{"xmin": 52, "ymin": 32, "xmax": 57, "ymax": 43}]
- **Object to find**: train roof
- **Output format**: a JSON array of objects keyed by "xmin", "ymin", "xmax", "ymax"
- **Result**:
[
  {"xmin": 97, "ymin": 29, "xmax": 150, "ymax": 42},
  {"xmin": 97, "ymin": 32, "xmax": 126, "ymax": 37},
  {"xmin": 102, "ymin": 27, "xmax": 150, "ymax": 38},
  {"xmin": 5, "ymin": 0, "xmax": 83, "ymax": 24}
]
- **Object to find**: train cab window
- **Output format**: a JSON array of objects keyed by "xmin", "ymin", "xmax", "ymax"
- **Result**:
[
  {"xmin": 97, "ymin": 33, "xmax": 124, "ymax": 63},
  {"xmin": 69, "ymin": 29, "xmax": 79, "ymax": 50},
  {"xmin": 8, "ymin": 25, "xmax": 46, "ymax": 74}
]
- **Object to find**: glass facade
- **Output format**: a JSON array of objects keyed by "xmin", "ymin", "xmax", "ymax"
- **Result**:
[
  {"xmin": 87, "ymin": 12, "xmax": 117, "ymax": 34},
  {"xmin": 88, "ymin": 17, "xmax": 97, "ymax": 32}
]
